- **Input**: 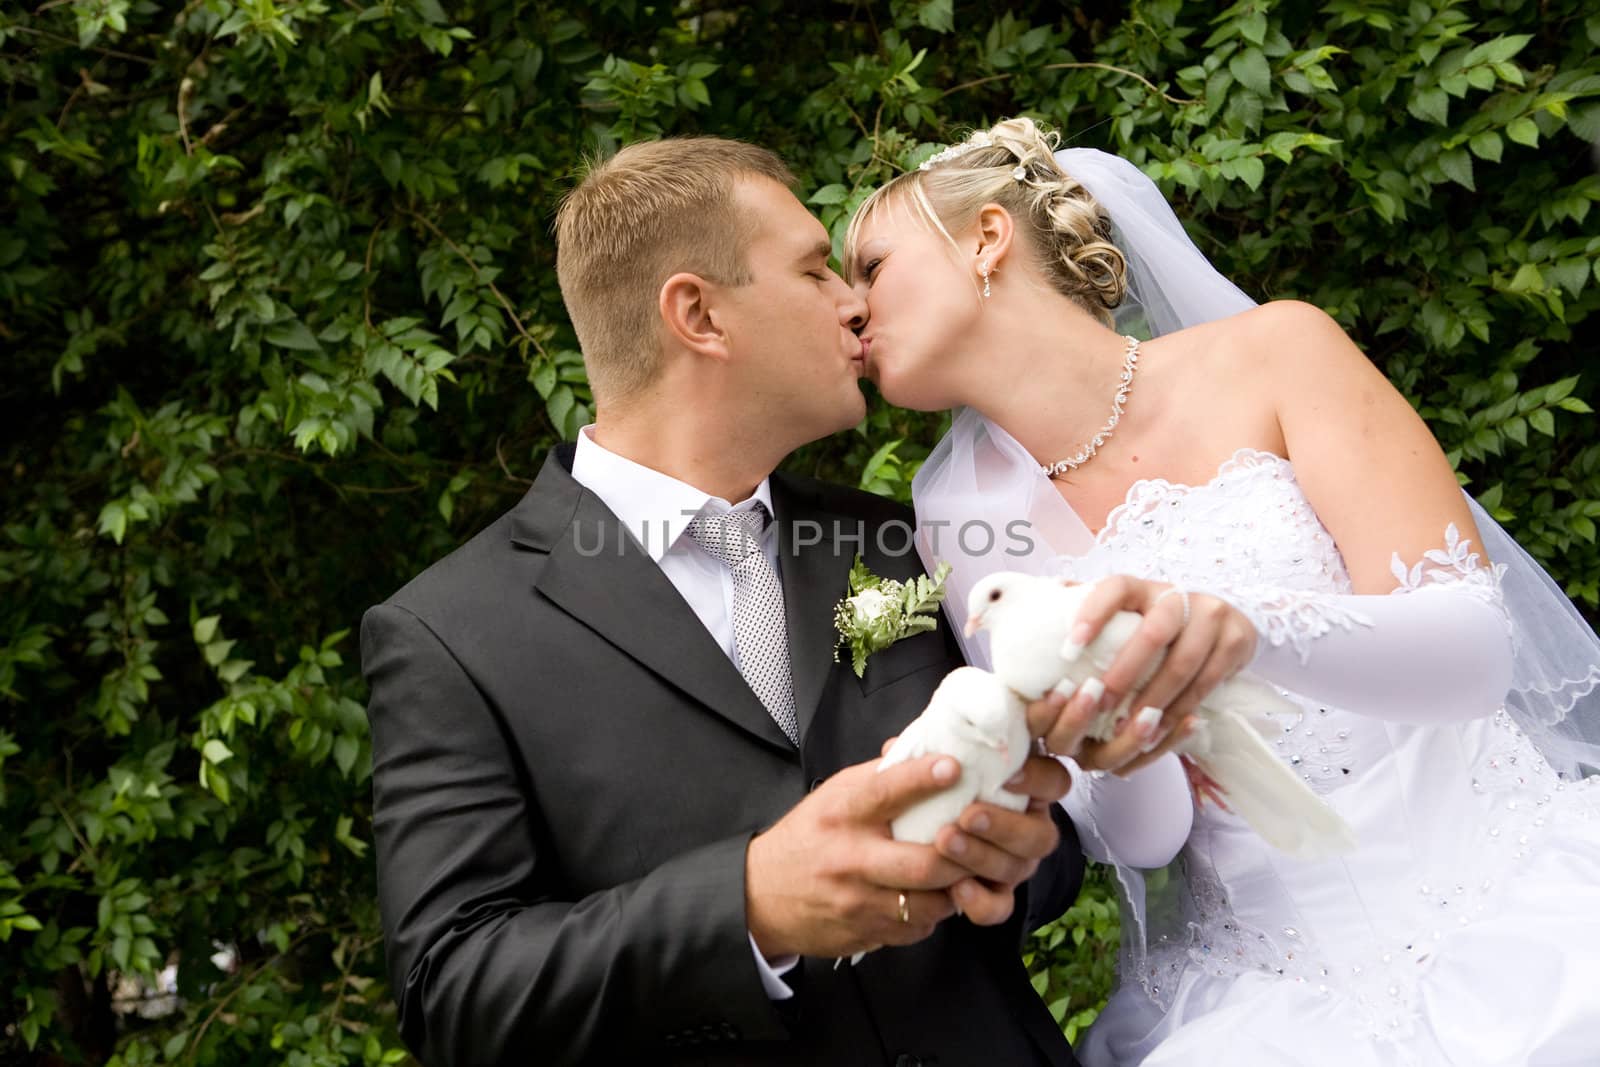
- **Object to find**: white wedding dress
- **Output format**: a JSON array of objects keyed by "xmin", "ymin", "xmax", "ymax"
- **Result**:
[{"xmin": 1013, "ymin": 446, "xmax": 1600, "ymax": 1066}]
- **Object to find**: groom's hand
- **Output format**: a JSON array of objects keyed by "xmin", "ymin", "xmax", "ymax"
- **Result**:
[
  {"xmin": 745, "ymin": 755, "xmax": 971, "ymax": 961},
  {"xmin": 932, "ymin": 752, "xmax": 1071, "ymax": 926}
]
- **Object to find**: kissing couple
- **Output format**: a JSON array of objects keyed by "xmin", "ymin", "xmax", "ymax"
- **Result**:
[{"xmin": 362, "ymin": 119, "xmax": 1600, "ymax": 1065}]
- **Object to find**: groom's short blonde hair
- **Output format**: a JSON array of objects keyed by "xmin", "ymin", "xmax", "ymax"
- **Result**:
[{"xmin": 555, "ymin": 137, "xmax": 795, "ymax": 403}]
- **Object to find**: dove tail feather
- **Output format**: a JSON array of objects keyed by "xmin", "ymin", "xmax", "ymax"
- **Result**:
[
  {"xmin": 1222, "ymin": 673, "xmax": 1307, "ymax": 732},
  {"xmin": 1191, "ymin": 712, "xmax": 1358, "ymax": 860}
]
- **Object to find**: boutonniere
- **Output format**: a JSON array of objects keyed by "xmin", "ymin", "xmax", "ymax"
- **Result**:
[{"xmin": 832, "ymin": 556, "xmax": 954, "ymax": 678}]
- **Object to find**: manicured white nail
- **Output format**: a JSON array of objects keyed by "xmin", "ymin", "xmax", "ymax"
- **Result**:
[
  {"xmin": 1059, "ymin": 637, "xmax": 1084, "ymax": 661},
  {"xmin": 1135, "ymin": 706, "xmax": 1164, "ymax": 751},
  {"xmin": 1077, "ymin": 677, "xmax": 1106, "ymax": 705},
  {"xmin": 1050, "ymin": 677, "xmax": 1078, "ymax": 701}
]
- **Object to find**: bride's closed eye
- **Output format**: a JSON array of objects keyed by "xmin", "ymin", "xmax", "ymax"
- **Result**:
[{"xmin": 860, "ymin": 257, "xmax": 883, "ymax": 284}]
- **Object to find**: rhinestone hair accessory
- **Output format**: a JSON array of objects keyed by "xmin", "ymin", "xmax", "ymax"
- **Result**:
[{"xmin": 919, "ymin": 131, "xmax": 995, "ymax": 170}]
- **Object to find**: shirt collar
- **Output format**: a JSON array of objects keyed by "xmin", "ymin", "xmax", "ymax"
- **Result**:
[{"xmin": 570, "ymin": 425, "xmax": 774, "ymax": 563}]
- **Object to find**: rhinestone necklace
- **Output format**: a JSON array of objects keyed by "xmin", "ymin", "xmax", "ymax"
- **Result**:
[{"xmin": 1039, "ymin": 335, "xmax": 1141, "ymax": 478}]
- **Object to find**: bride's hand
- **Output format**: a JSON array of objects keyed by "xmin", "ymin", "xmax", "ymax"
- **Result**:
[{"xmin": 1067, "ymin": 575, "xmax": 1258, "ymax": 775}]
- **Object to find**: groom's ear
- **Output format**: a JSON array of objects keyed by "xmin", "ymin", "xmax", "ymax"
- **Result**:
[
  {"xmin": 973, "ymin": 203, "xmax": 1016, "ymax": 272},
  {"xmin": 658, "ymin": 272, "xmax": 731, "ymax": 362}
]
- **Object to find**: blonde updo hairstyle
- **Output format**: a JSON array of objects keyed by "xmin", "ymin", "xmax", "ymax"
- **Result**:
[{"xmin": 847, "ymin": 117, "xmax": 1128, "ymax": 325}]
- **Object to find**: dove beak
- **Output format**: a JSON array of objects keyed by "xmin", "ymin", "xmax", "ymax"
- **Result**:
[{"xmin": 963, "ymin": 612, "xmax": 981, "ymax": 638}]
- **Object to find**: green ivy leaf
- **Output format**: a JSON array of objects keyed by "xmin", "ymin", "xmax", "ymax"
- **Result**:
[
  {"xmin": 1409, "ymin": 87, "xmax": 1449, "ymax": 125},
  {"xmin": 265, "ymin": 320, "xmax": 323, "ymax": 352},
  {"xmin": 1438, "ymin": 148, "xmax": 1474, "ymax": 190},
  {"xmin": 916, "ymin": 0, "xmax": 954, "ymax": 32},
  {"xmin": 1234, "ymin": 155, "xmax": 1266, "ymax": 191},
  {"xmin": 1229, "ymin": 47, "xmax": 1272, "ymax": 96},
  {"xmin": 1507, "ymin": 116, "xmax": 1540, "ymax": 145},
  {"xmin": 808, "ymin": 184, "xmax": 849, "ymax": 206},
  {"xmin": 1468, "ymin": 131, "xmax": 1503, "ymax": 162}
]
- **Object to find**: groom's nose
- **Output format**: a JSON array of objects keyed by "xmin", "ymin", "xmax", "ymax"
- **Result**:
[{"xmin": 839, "ymin": 285, "xmax": 868, "ymax": 333}]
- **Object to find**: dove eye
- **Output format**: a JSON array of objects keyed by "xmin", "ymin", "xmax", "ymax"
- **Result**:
[{"xmin": 988, "ymin": 589, "xmax": 1002, "ymax": 602}]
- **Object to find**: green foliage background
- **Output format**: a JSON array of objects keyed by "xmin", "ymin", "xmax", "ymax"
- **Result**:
[{"xmin": 3, "ymin": 0, "xmax": 1596, "ymax": 1061}]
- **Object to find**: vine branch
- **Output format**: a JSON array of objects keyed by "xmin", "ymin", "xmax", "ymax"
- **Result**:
[
  {"xmin": 941, "ymin": 62, "xmax": 1199, "ymax": 106},
  {"xmin": 405, "ymin": 210, "xmax": 550, "ymax": 361}
]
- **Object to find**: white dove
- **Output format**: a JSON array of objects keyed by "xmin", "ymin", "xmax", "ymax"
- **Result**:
[
  {"xmin": 841, "ymin": 666, "xmax": 1031, "ymax": 968},
  {"xmin": 966, "ymin": 572, "xmax": 1356, "ymax": 860},
  {"xmin": 877, "ymin": 665, "xmax": 1032, "ymax": 844}
]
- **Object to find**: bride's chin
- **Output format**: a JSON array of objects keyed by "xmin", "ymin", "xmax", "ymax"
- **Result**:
[
  {"xmin": 876, "ymin": 380, "xmax": 945, "ymax": 413},
  {"xmin": 873, "ymin": 366, "xmax": 953, "ymax": 412}
]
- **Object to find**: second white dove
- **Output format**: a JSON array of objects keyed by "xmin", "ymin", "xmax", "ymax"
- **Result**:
[{"xmin": 877, "ymin": 665, "xmax": 1032, "ymax": 844}]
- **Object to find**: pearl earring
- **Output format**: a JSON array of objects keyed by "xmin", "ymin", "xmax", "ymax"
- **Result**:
[{"xmin": 980, "ymin": 262, "xmax": 991, "ymax": 299}]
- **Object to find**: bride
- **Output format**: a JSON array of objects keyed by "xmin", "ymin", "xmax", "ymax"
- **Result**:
[{"xmin": 844, "ymin": 117, "xmax": 1600, "ymax": 1065}]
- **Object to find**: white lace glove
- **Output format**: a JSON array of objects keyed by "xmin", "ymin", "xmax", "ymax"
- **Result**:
[{"xmin": 1214, "ymin": 582, "xmax": 1511, "ymax": 725}]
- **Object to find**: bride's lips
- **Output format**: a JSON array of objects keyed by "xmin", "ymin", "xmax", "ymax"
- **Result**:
[{"xmin": 852, "ymin": 336, "xmax": 875, "ymax": 378}]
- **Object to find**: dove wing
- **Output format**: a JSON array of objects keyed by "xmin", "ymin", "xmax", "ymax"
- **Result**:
[
  {"xmin": 878, "ymin": 713, "xmax": 934, "ymax": 769},
  {"xmin": 1084, "ymin": 610, "xmax": 1145, "ymax": 673},
  {"xmin": 1185, "ymin": 707, "xmax": 1357, "ymax": 859},
  {"xmin": 1212, "ymin": 670, "xmax": 1303, "ymax": 733}
]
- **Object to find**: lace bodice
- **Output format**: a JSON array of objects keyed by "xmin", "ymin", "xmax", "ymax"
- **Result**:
[{"xmin": 1062, "ymin": 448, "xmax": 1354, "ymax": 595}]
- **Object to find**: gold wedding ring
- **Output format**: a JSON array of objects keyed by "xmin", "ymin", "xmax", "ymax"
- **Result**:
[{"xmin": 896, "ymin": 891, "xmax": 910, "ymax": 924}]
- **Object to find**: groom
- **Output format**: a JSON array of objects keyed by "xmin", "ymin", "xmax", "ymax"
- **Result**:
[{"xmin": 361, "ymin": 136, "xmax": 1087, "ymax": 1065}]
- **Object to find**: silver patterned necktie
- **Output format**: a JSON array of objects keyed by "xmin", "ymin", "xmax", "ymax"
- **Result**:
[{"xmin": 684, "ymin": 505, "xmax": 800, "ymax": 746}]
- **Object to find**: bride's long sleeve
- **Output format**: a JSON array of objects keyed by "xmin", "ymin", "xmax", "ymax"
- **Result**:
[
  {"xmin": 1206, "ymin": 525, "xmax": 1514, "ymax": 724},
  {"xmin": 1059, "ymin": 753, "xmax": 1193, "ymax": 868}
]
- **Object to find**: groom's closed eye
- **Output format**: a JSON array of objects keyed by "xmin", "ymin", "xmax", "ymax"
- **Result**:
[{"xmin": 797, "ymin": 239, "xmax": 834, "ymax": 279}]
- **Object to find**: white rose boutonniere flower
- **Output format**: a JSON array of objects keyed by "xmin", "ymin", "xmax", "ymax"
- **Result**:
[{"xmin": 832, "ymin": 556, "xmax": 954, "ymax": 678}]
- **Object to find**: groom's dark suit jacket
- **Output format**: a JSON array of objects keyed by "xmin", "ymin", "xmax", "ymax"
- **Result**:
[{"xmin": 361, "ymin": 444, "xmax": 1085, "ymax": 1066}]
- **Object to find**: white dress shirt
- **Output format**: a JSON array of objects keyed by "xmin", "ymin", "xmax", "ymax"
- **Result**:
[{"xmin": 570, "ymin": 426, "xmax": 799, "ymax": 999}]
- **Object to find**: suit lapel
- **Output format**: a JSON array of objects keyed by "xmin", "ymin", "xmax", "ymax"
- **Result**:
[
  {"xmin": 770, "ymin": 474, "xmax": 857, "ymax": 744},
  {"xmin": 511, "ymin": 451, "xmax": 797, "ymax": 755}
]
